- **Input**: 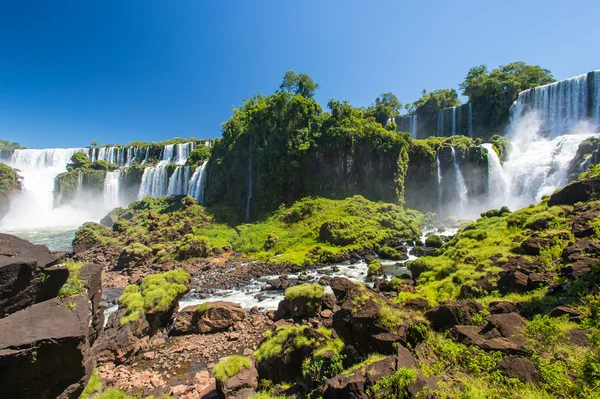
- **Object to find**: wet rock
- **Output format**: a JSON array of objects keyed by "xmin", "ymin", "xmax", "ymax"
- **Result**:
[
  {"xmin": 495, "ymin": 356, "xmax": 540, "ymax": 384},
  {"xmin": 172, "ymin": 302, "xmax": 246, "ymax": 335},
  {"xmin": 424, "ymin": 300, "xmax": 484, "ymax": 330}
]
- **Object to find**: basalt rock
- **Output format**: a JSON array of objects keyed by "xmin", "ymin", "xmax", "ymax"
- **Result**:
[
  {"xmin": 495, "ymin": 356, "xmax": 540, "ymax": 384},
  {"xmin": 0, "ymin": 260, "xmax": 103, "ymax": 399},
  {"xmin": 549, "ymin": 178, "xmax": 600, "ymax": 206},
  {"xmin": 93, "ymin": 308, "xmax": 150, "ymax": 365},
  {"xmin": 424, "ymin": 300, "xmax": 484, "ymax": 330},
  {"xmin": 217, "ymin": 362, "xmax": 259, "ymax": 399},
  {"xmin": 0, "ymin": 233, "xmax": 66, "ymax": 317},
  {"xmin": 172, "ymin": 301, "xmax": 246, "ymax": 335}
]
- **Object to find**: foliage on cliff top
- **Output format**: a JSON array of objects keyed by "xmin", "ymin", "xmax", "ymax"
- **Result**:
[
  {"xmin": 119, "ymin": 268, "xmax": 190, "ymax": 325},
  {"xmin": 96, "ymin": 194, "xmax": 422, "ymax": 266},
  {"xmin": 204, "ymin": 71, "xmax": 411, "ymax": 221},
  {"xmin": 0, "ymin": 163, "xmax": 20, "ymax": 197},
  {"xmin": 405, "ymin": 88, "xmax": 461, "ymax": 116},
  {"xmin": 213, "ymin": 355, "xmax": 253, "ymax": 383},
  {"xmin": 0, "ymin": 139, "xmax": 23, "ymax": 150},
  {"xmin": 460, "ymin": 61, "xmax": 555, "ymax": 132}
]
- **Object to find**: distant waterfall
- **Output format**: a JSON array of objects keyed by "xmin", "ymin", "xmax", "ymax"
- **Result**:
[
  {"xmin": 245, "ymin": 137, "xmax": 253, "ymax": 222},
  {"xmin": 89, "ymin": 146, "xmax": 148, "ymax": 167},
  {"xmin": 103, "ymin": 171, "xmax": 122, "ymax": 208},
  {"xmin": 167, "ymin": 166, "xmax": 191, "ymax": 196},
  {"xmin": 451, "ymin": 147, "xmax": 468, "ymax": 207},
  {"xmin": 511, "ymin": 70, "xmax": 600, "ymax": 135},
  {"xmin": 437, "ymin": 104, "xmax": 472, "ymax": 137},
  {"xmin": 138, "ymin": 141, "xmax": 196, "ymax": 199},
  {"xmin": 0, "ymin": 148, "xmax": 93, "ymax": 229},
  {"xmin": 482, "ymin": 143, "xmax": 508, "ymax": 208},
  {"xmin": 398, "ymin": 115, "xmax": 418, "ymax": 138},
  {"xmin": 188, "ymin": 162, "xmax": 209, "ymax": 204}
]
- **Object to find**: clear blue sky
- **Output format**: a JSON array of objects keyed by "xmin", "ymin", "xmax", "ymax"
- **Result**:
[{"xmin": 1, "ymin": 0, "xmax": 599, "ymax": 148}]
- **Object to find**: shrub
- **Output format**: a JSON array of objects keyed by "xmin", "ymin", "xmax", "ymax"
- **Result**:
[
  {"xmin": 425, "ymin": 234, "xmax": 443, "ymax": 248},
  {"xmin": 254, "ymin": 326, "xmax": 310, "ymax": 362},
  {"xmin": 369, "ymin": 367, "xmax": 417, "ymax": 399},
  {"xmin": 525, "ymin": 314, "xmax": 568, "ymax": 351},
  {"xmin": 213, "ymin": 355, "xmax": 252, "ymax": 383},
  {"xmin": 388, "ymin": 277, "xmax": 402, "ymax": 291},
  {"xmin": 119, "ymin": 269, "xmax": 190, "ymax": 325},
  {"xmin": 480, "ymin": 206, "xmax": 511, "ymax": 218},
  {"xmin": 58, "ymin": 261, "xmax": 86, "ymax": 298}
]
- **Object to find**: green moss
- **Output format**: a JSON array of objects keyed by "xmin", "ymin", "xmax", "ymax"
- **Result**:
[
  {"xmin": 80, "ymin": 370, "xmax": 102, "ymax": 399},
  {"xmin": 425, "ymin": 234, "xmax": 443, "ymax": 248},
  {"xmin": 119, "ymin": 269, "xmax": 190, "ymax": 325},
  {"xmin": 249, "ymin": 393, "xmax": 287, "ymax": 399},
  {"xmin": 342, "ymin": 353, "xmax": 386, "ymax": 375},
  {"xmin": 369, "ymin": 367, "xmax": 418, "ymax": 399},
  {"xmin": 57, "ymin": 261, "xmax": 86, "ymax": 298},
  {"xmin": 213, "ymin": 355, "xmax": 252, "ymax": 383},
  {"xmin": 367, "ymin": 259, "xmax": 382, "ymax": 276},
  {"xmin": 379, "ymin": 246, "xmax": 402, "ymax": 260},
  {"xmin": 0, "ymin": 163, "xmax": 19, "ymax": 198},
  {"xmin": 284, "ymin": 283, "xmax": 324, "ymax": 302},
  {"xmin": 254, "ymin": 325, "xmax": 310, "ymax": 363}
]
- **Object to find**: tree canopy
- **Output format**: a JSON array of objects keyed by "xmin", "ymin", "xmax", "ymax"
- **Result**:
[
  {"xmin": 365, "ymin": 92, "xmax": 402, "ymax": 126},
  {"xmin": 459, "ymin": 61, "xmax": 554, "ymax": 130},
  {"xmin": 406, "ymin": 89, "xmax": 461, "ymax": 115},
  {"xmin": 279, "ymin": 70, "xmax": 320, "ymax": 98}
]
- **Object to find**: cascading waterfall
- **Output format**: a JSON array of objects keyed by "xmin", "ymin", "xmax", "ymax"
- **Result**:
[
  {"xmin": 437, "ymin": 104, "xmax": 473, "ymax": 137},
  {"xmin": 0, "ymin": 148, "xmax": 95, "ymax": 230},
  {"xmin": 103, "ymin": 171, "xmax": 122, "ymax": 208},
  {"xmin": 188, "ymin": 162, "xmax": 209, "ymax": 204},
  {"xmin": 167, "ymin": 166, "xmax": 191, "ymax": 196},
  {"xmin": 451, "ymin": 108, "xmax": 456, "ymax": 136},
  {"xmin": 89, "ymin": 145, "xmax": 148, "ymax": 167},
  {"xmin": 482, "ymin": 143, "xmax": 509, "ymax": 209},
  {"xmin": 511, "ymin": 70, "xmax": 600, "ymax": 135},
  {"xmin": 410, "ymin": 115, "xmax": 418, "ymax": 138},
  {"xmin": 451, "ymin": 147, "xmax": 468, "ymax": 208},
  {"xmin": 397, "ymin": 114, "xmax": 418, "ymax": 138}
]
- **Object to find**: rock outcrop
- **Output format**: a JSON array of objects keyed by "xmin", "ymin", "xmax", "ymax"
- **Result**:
[
  {"xmin": 0, "ymin": 237, "xmax": 103, "ymax": 399},
  {"xmin": 172, "ymin": 301, "xmax": 246, "ymax": 335}
]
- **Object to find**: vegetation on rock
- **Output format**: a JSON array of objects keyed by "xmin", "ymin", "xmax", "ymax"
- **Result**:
[{"xmin": 213, "ymin": 355, "xmax": 253, "ymax": 383}]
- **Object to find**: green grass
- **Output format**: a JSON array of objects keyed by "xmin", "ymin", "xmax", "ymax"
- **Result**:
[
  {"xmin": 213, "ymin": 355, "xmax": 252, "ymax": 383},
  {"xmin": 57, "ymin": 261, "xmax": 86, "ymax": 298},
  {"xmin": 80, "ymin": 370, "xmax": 102, "ymax": 399},
  {"xmin": 119, "ymin": 269, "xmax": 190, "ymax": 325},
  {"xmin": 342, "ymin": 353, "xmax": 387, "ymax": 375}
]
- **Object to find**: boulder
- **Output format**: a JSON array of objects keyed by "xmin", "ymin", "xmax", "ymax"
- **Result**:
[
  {"xmin": 497, "ymin": 270, "xmax": 529, "ymax": 294},
  {"xmin": 489, "ymin": 301, "xmax": 517, "ymax": 315},
  {"xmin": 218, "ymin": 364, "xmax": 259, "ymax": 399},
  {"xmin": 495, "ymin": 356, "xmax": 540, "ymax": 384},
  {"xmin": 448, "ymin": 325, "xmax": 485, "ymax": 346},
  {"xmin": 0, "ymin": 296, "xmax": 96, "ymax": 398},
  {"xmin": 322, "ymin": 356, "xmax": 396, "ymax": 399},
  {"xmin": 0, "ymin": 233, "xmax": 66, "ymax": 317},
  {"xmin": 549, "ymin": 306, "xmax": 582, "ymax": 319},
  {"xmin": 569, "ymin": 329, "xmax": 592, "ymax": 347},
  {"xmin": 424, "ymin": 300, "xmax": 483, "ymax": 330},
  {"xmin": 549, "ymin": 178, "xmax": 600, "ymax": 206},
  {"xmin": 520, "ymin": 237, "xmax": 552, "ymax": 256},
  {"xmin": 93, "ymin": 308, "xmax": 150, "ymax": 364},
  {"xmin": 172, "ymin": 302, "xmax": 246, "ymax": 335}
]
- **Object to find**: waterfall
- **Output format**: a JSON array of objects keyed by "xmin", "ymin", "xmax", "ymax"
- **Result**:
[
  {"xmin": 103, "ymin": 171, "xmax": 121, "ymax": 208},
  {"xmin": 437, "ymin": 109, "xmax": 444, "ymax": 136},
  {"xmin": 137, "ymin": 141, "xmax": 196, "ymax": 199},
  {"xmin": 482, "ymin": 143, "xmax": 509, "ymax": 208},
  {"xmin": 167, "ymin": 166, "xmax": 191, "ymax": 196},
  {"xmin": 410, "ymin": 115, "xmax": 418, "ymax": 138},
  {"xmin": 451, "ymin": 108, "xmax": 456, "ymax": 136},
  {"xmin": 451, "ymin": 147, "xmax": 468, "ymax": 207},
  {"xmin": 245, "ymin": 138, "xmax": 253, "ymax": 222},
  {"xmin": 511, "ymin": 70, "xmax": 600, "ymax": 136},
  {"xmin": 0, "ymin": 148, "xmax": 97, "ymax": 229},
  {"xmin": 188, "ymin": 162, "xmax": 209, "ymax": 204}
]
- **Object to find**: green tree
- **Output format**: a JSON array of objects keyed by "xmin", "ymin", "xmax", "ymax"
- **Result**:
[
  {"xmin": 279, "ymin": 70, "xmax": 320, "ymax": 98},
  {"xmin": 366, "ymin": 92, "xmax": 402, "ymax": 126},
  {"xmin": 406, "ymin": 88, "xmax": 461, "ymax": 115},
  {"xmin": 459, "ymin": 61, "xmax": 554, "ymax": 131}
]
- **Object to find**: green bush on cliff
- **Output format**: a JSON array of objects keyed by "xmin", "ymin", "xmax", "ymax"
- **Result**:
[
  {"xmin": 213, "ymin": 355, "xmax": 252, "ymax": 383},
  {"xmin": 119, "ymin": 269, "xmax": 190, "ymax": 324},
  {"xmin": 186, "ymin": 146, "xmax": 211, "ymax": 168},
  {"xmin": 0, "ymin": 163, "xmax": 20, "ymax": 198},
  {"xmin": 425, "ymin": 234, "xmax": 443, "ymax": 248}
]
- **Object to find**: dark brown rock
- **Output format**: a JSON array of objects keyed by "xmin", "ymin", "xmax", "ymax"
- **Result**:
[
  {"xmin": 548, "ymin": 178, "xmax": 600, "ymax": 206},
  {"xmin": 495, "ymin": 356, "xmax": 540, "ymax": 384},
  {"xmin": 424, "ymin": 300, "xmax": 484, "ymax": 330},
  {"xmin": 404, "ymin": 298, "xmax": 431, "ymax": 312},
  {"xmin": 520, "ymin": 237, "xmax": 552, "ymax": 256},
  {"xmin": 448, "ymin": 325, "xmax": 485, "ymax": 346},
  {"xmin": 569, "ymin": 329, "xmax": 592, "ymax": 347},
  {"xmin": 217, "ymin": 362, "xmax": 258, "ymax": 399},
  {"xmin": 497, "ymin": 270, "xmax": 529, "ymax": 294},
  {"xmin": 549, "ymin": 306, "xmax": 582, "ymax": 319},
  {"xmin": 489, "ymin": 301, "xmax": 517, "ymax": 314},
  {"xmin": 172, "ymin": 301, "xmax": 246, "ymax": 335},
  {"xmin": 93, "ymin": 308, "xmax": 150, "ymax": 364}
]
